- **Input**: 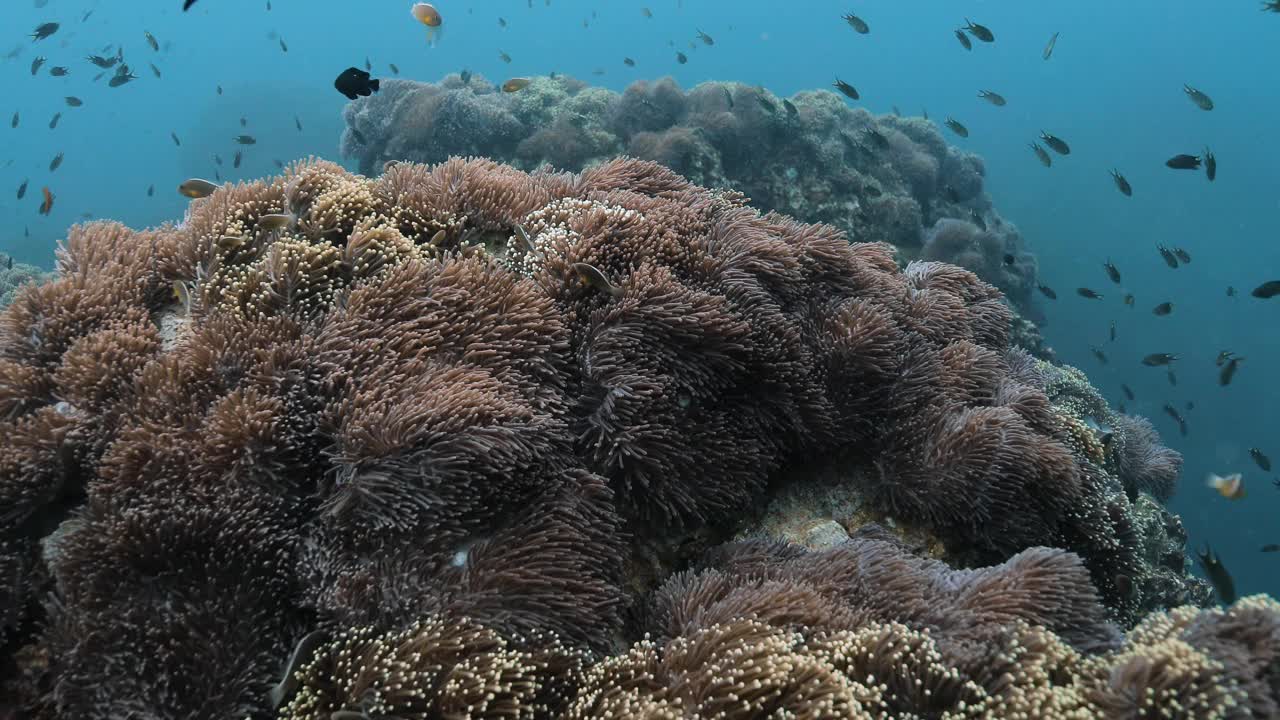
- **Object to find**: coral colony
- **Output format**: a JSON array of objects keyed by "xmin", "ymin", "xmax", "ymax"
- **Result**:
[{"xmin": 2, "ymin": 86, "xmax": 1278, "ymax": 719}]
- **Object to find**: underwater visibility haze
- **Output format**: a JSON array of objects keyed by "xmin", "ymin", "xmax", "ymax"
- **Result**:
[{"xmin": 2, "ymin": 0, "xmax": 1280, "ymax": 718}]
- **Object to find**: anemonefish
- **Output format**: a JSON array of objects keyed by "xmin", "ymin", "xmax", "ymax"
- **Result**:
[
  {"xmin": 411, "ymin": 3, "xmax": 443, "ymax": 46},
  {"xmin": 1206, "ymin": 472, "xmax": 1245, "ymax": 500}
]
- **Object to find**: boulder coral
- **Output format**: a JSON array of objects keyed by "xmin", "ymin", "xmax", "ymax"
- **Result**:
[
  {"xmin": 340, "ymin": 75, "xmax": 1042, "ymax": 315},
  {"xmin": 0, "ymin": 157, "xmax": 1244, "ymax": 718}
]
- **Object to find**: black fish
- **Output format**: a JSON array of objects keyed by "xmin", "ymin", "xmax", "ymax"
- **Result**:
[
  {"xmin": 145, "ymin": 31, "xmax": 159, "ymax": 52},
  {"xmin": 295, "ymin": 115, "xmax": 303, "ymax": 131},
  {"xmin": 233, "ymin": 135, "xmax": 256, "ymax": 145},
  {"xmin": 1141, "ymin": 353, "xmax": 1178, "ymax": 366},
  {"xmin": 150, "ymin": 63, "xmax": 161, "ymax": 78},
  {"xmin": 1030, "ymin": 143, "xmax": 1052, "ymax": 167},
  {"xmin": 1263, "ymin": 544, "xmax": 1280, "ymax": 553},
  {"xmin": 17, "ymin": 179, "xmax": 28, "ymax": 199},
  {"xmin": 1090, "ymin": 346, "xmax": 1108, "ymax": 364},
  {"xmin": 170, "ymin": 131, "xmax": 181, "ymax": 146},
  {"xmin": 1163, "ymin": 403, "xmax": 1185, "ymax": 425},
  {"xmin": 147, "ymin": 184, "xmax": 154, "ymax": 197},
  {"xmin": 1252, "ymin": 280, "xmax": 1280, "ymax": 299},
  {"xmin": 108, "ymin": 65, "xmax": 137, "ymax": 87},
  {"xmin": 1110, "ymin": 169, "xmax": 1132, "ymax": 196},
  {"xmin": 32, "ymin": 22, "xmax": 59, "ymax": 41},
  {"xmin": 1121, "ymin": 383, "xmax": 1134, "ymax": 401},
  {"xmin": 1173, "ymin": 247, "xmax": 1191, "ymax": 264},
  {"xmin": 86, "ymin": 54, "xmax": 117, "ymax": 68},
  {"xmin": 1251, "ymin": 448, "xmax": 1272, "ymax": 472},
  {"xmin": 1216, "ymin": 350, "xmax": 1234, "ymax": 367},
  {"xmin": 9, "ymin": 111, "xmax": 16, "ymax": 129},
  {"xmin": 1157, "ymin": 244, "xmax": 1179, "ymax": 268},
  {"xmin": 676, "ymin": 51, "xmax": 687, "ymax": 64},
  {"xmin": 954, "ymin": 28, "xmax": 972, "ymax": 50},
  {"xmin": 964, "ymin": 18, "xmax": 994, "ymax": 42},
  {"xmin": 1037, "ymin": 284, "xmax": 1057, "ymax": 300},
  {"xmin": 1195, "ymin": 544, "xmax": 1236, "ymax": 605},
  {"xmin": 1103, "ymin": 259, "xmax": 1120, "ymax": 284},
  {"xmin": 1076, "ymin": 287, "xmax": 1102, "ymax": 299},
  {"xmin": 1166, "ymin": 153, "xmax": 1201, "ymax": 170},
  {"xmin": 1220, "ymin": 356, "xmax": 1242, "ymax": 387},
  {"xmin": 335, "ymin": 67, "xmax": 380, "ymax": 100},
  {"xmin": 832, "ymin": 78, "xmax": 859, "ymax": 101},
  {"xmin": 234, "ymin": 150, "xmax": 242, "ymax": 168},
  {"xmin": 31, "ymin": 56, "xmax": 45, "ymax": 75},
  {"xmin": 1204, "ymin": 148, "xmax": 1216, "ymax": 181},
  {"xmin": 782, "ymin": 99, "xmax": 798, "ymax": 117},
  {"xmin": 1226, "ymin": 286, "xmax": 1236, "ymax": 297},
  {"xmin": 1040, "ymin": 131, "xmax": 1070, "ymax": 155},
  {"xmin": 843, "ymin": 13, "xmax": 869, "ymax": 34},
  {"xmin": 1167, "ymin": 369, "xmax": 1177, "ymax": 387},
  {"xmin": 944, "ymin": 117, "xmax": 968, "ymax": 138},
  {"xmin": 184, "ymin": 0, "xmax": 199, "ymax": 9},
  {"xmin": 1109, "ymin": 321, "xmax": 1116, "ymax": 342},
  {"xmin": 49, "ymin": 66, "xmax": 69, "ymax": 76},
  {"xmin": 1152, "ymin": 301, "xmax": 1173, "ymax": 316},
  {"xmin": 49, "ymin": 152, "xmax": 63, "ymax": 172}
]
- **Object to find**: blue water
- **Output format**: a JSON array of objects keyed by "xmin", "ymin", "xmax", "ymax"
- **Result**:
[{"xmin": 2, "ymin": 0, "xmax": 1277, "ymax": 598}]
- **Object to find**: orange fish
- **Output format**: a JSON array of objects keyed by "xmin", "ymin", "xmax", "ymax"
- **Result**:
[
  {"xmin": 1206, "ymin": 472, "xmax": 1245, "ymax": 500},
  {"xmin": 38, "ymin": 186, "xmax": 53, "ymax": 215},
  {"xmin": 410, "ymin": 3, "xmax": 443, "ymax": 44}
]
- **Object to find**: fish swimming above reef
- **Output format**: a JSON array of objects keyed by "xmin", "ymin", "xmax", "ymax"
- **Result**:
[
  {"xmin": 978, "ymin": 90, "xmax": 1006, "ymax": 106},
  {"xmin": 963, "ymin": 18, "xmax": 994, "ymax": 42},
  {"xmin": 1172, "ymin": 247, "xmax": 1191, "ymax": 264},
  {"xmin": 1251, "ymin": 448, "xmax": 1272, "ymax": 472},
  {"xmin": 145, "ymin": 31, "xmax": 159, "ymax": 52},
  {"xmin": 1103, "ymin": 260, "xmax": 1121, "ymax": 284},
  {"xmin": 1204, "ymin": 148, "xmax": 1217, "ymax": 181},
  {"xmin": 1030, "ymin": 143, "xmax": 1051, "ymax": 167},
  {"xmin": 65, "ymin": 96, "xmax": 83, "ymax": 107},
  {"xmin": 1076, "ymin": 287, "xmax": 1102, "ymax": 299},
  {"xmin": 1184, "ymin": 84, "xmax": 1214, "ymax": 110},
  {"xmin": 572, "ymin": 262, "xmax": 623, "ymax": 297},
  {"xmin": 334, "ymin": 67, "xmax": 379, "ymax": 100},
  {"xmin": 1040, "ymin": 132, "xmax": 1070, "ymax": 155},
  {"xmin": 843, "ymin": 13, "xmax": 869, "ymax": 34},
  {"xmin": 1043, "ymin": 31, "xmax": 1059, "ymax": 60},
  {"xmin": 1157, "ymin": 245, "xmax": 1179, "ymax": 268},
  {"xmin": 1037, "ymin": 284, "xmax": 1056, "ymax": 299},
  {"xmin": 1207, "ymin": 473, "xmax": 1245, "ymax": 500},
  {"xmin": 178, "ymin": 178, "xmax": 220, "ymax": 198},
  {"xmin": 31, "ymin": 22, "xmax": 59, "ymax": 41},
  {"xmin": 1252, "ymin": 280, "xmax": 1280, "ymax": 298},
  {"xmin": 832, "ymin": 78, "xmax": 859, "ymax": 101},
  {"xmin": 1110, "ymin": 169, "xmax": 1132, "ymax": 196},
  {"xmin": 1152, "ymin": 301, "xmax": 1173, "ymax": 316},
  {"xmin": 411, "ymin": 3, "xmax": 443, "ymax": 44},
  {"xmin": 1166, "ymin": 153, "xmax": 1201, "ymax": 170},
  {"xmin": 696, "ymin": 29, "xmax": 714, "ymax": 45},
  {"xmin": 675, "ymin": 51, "xmax": 688, "ymax": 64},
  {"xmin": 1196, "ymin": 544, "xmax": 1236, "ymax": 604},
  {"xmin": 944, "ymin": 117, "xmax": 968, "ymax": 138},
  {"xmin": 954, "ymin": 29, "xmax": 972, "ymax": 50},
  {"xmin": 1142, "ymin": 353, "xmax": 1178, "ymax": 366},
  {"xmin": 1219, "ymin": 356, "xmax": 1242, "ymax": 386},
  {"xmin": 501, "ymin": 77, "xmax": 531, "ymax": 92}
]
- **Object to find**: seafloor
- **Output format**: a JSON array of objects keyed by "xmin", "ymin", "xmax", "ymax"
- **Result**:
[{"xmin": 0, "ymin": 76, "xmax": 1275, "ymax": 720}]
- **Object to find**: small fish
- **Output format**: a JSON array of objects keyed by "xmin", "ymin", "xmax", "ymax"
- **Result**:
[
  {"xmin": 572, "ymin": 262, "xmax": 623, "ymax": 297},
  {"xmin": 334, "ymin": 67, "xmax": 380, "ymax": 100},
  {"xmin": 1142, "ymin": 353, "xmax": 1178, "ymax": 367},
  {"xmin": 1172, "ymin": 247, "xmax": 1191, "ymax": 264},
  {"xmin": 978, "ymin": 90, "xmax": 1006, "ymax": 106},
  {"xmin": 145, "ymin": 31, "xmax": 159, "ymax": 52},
  {"xmin": 217, "ymin": 84, "xmax": 223, "ymax": 95},
  {"xmin": 963, "ymin": 18, "xmax": 995, "ymax": 42},
  {"xmin": 64, "ymin": 96, "xmax": 82, "ymax": 107},
  {"xmin": 294, "ymin": 115, "xmax": 303, "ymax": 132},
  {"xmin": 1037, "ymin": 284, "xmax": 1057, "ymax": 300},
  {"xmin": 31, "ymin": 56, "xmax": 45, "ymax": 75},
  {"xmin": 170, "ymin": 131, "xmax": 181, "ymax": 146},
  {"xmin": 49, "ymin": 66, "xmax": 68, "ymax": 76},
  {"xmin": 257, "ymin": 213, "xmax": 293, "ymax": 232},
  {"xmin": 1163, "ymin": 403, "xmax": 1185, "ymax": 425},
  {"xmin": 9, "ymin": 112, "xmax": 16, "ymax": 129},
  {"xmin": 239, "ymin": 117, "xmax": 247, "ymax": 128},
  {"xmin": 623, "ymin": 57, "xmax": 635, "ymax": 67},
  {"xmin": 1226, "ymin": 286, "xmax": 1236, "ymax": 297},
  {"xmin": 279, "ymin": 38, "xmax": 288, "ymax": 53},
  {"xmin": 954, "ymin": 29, "xmax": 972, "ymax": 51},
  {"xmin": 499, "ymin": 51, "xmax": 512, "ymax": 63},
  {"xmin": 1043, "ymin": 31, "xmax": 1059, "ymax": 60},
  {"xmin": 147, "ymin": 184, "xmax": 154, "ymax": 197},
  {"xmin": 460, "ymin": 69, "xmax": 472, "ymax": 85},
  {"xmin": 17, "ymin": 179, "xmax": 28, "ymax": 199},
  {"xmin": 1030, "ymin": 143, "xmax": 1052, "ymax": 167},
  {"xmin": 501, "ymin": 77, "xmax": 531, "ymax": 92},
  {"xmin": 1076, "ymin": 287, "xmax": 1103, "ymax": 299},
  {"xmin": 1216, "ymin": 350, "xmax": 1234, "ymax": 367},
  {"xmin": 832, "ymin": 78, "xmax": 859, "ymax": 101},
  {"xmin": 1090, "ymin": 346, "xmax": 1108, "ymax": 364},
  {"xmin": 1121, "ymin": 383, "xmax": 1135, "ymax": 401},
  {"xmin": 1152, "ymin": 301, "xmax": 1173, "ymax": 316},
  {"xmin": 842, "ymin": 13, "xmax": 870, "ymax": 34},
  {"xmin": 1204, "ymin": 148, "xmax": 1216, "ymax": 181},
  {"xmin": 676, "ymin": 51, "xmax": 687, "ymax": 64},
  {"xmin": 1167, "ymin": 369, "xmax": 1178, "ymax": 387},
  {"xmin": 782, "ymin": 99, "xmax": 798, "ymax": 117},
  {"xmin": 364, "ymin": 57, "xmax": 372, "ymax": 71},
  {"xmin": 944, "ymin": 117, "xmax": 968, "ymax": 138},
  {"xmin": 1251, "ymin": 280, "xmax": 1280, "ymax": 299},
  {"xmin": 172, "ymin": 280, "xmax": 191, "ymax": 309},
  {"xmin": 512, "ymin": 224, "xmax": 544, "ymax": 262},
  {"xmin": 108, "ymin": 65, "xmax": 137, "ymax": 87},
  {"xmin": 1157, "ymin": 245, "xmax": 1179, "ymax": 268},
  {"xmin": 1196, "ymin": 545, "xmax": 1236, "ymax": 604},
  {"xmin": 49, "ymin": 152, "xmax": 63, "ymax": 172},
  {"xmin": 1103, "ymin": 260, "xmax": 1121, "ymax": 284},
  {"xmin": 149, "ymin": 63, "xmax": 161, "ymax": 78},
  {"xmin": 1110, "ymin": 170, "xmax": 1132, "ymax": 196},
  {"xmin": 723, "ymin": 87, "xmax": 734, "ymax": 109},
  {"xmin": 642, "ymin": 7, "xmax": 653, "ymax": 18},
  {"xmin": 31, "ymin": 22, "xmax": 60, "ymax": 41},
  {"xmin": 234, "ymin": 150, "xmax": 242, "ymax": 169},
  {"xmin": 1206, "ymin": 473, "xmax": 1246, "ymax": 500},
  {"xmin": 1183, "ymin": 84, "xmax": 1213, "ymax": 111},
  {"xmin": 178, "ymin": 178, "xmax": 220, "ymax": 199},
  {"xmin": 1109, "ymin": 321, "xmax": 1117, "ymax": 342},
  {"xmin": 1040, "ymin": 132, "xmax": 1070, "ymax": 155},
  {"xmin": 1124, "ymin": 293, "xmax": 1135, "ymax": 307},
  {"xmin": 212, "ymin": 153, "xmax": 223, "ymax": 167},
  {"xmin": 1166, "ymin": 154, "xmax": 1201, "ymax": 170},
  {"xmin": 1250, "ymin": 448, "xmax": 1272, "ymax": 472},
  {"xmin": 38, "ymin": 186, "xmax": 53, "ymax": 215},
  {"xmin": 389, "ymin": 63, "xmax": 400, "ymax": 75},
  {"xmin": 1263, "ymin": 544, "xmax": 1280, "ymax": 553},
  {"xmin": 85, "ymin": 54, "xmax": 116, "ymax": 68},
  {"xmin": 497, "ymin": 17, "xmax": 507, "ymax": 28},
  {"xmin": 696, "ymin": 29, "xmax": 714, "ymax": 45}
]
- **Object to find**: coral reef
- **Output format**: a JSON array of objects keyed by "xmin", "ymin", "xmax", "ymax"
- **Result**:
[
  {"xmin": 0, "ymin": 252, "xmax": 52, "ymax": 310},
  {"xmin": 0, "ymin": 157, "xmax": 1234, "ymax": 718},
  {"xmin": 340, "ymin": 75, "xmax": 1043, "ymax": 315}
]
